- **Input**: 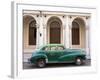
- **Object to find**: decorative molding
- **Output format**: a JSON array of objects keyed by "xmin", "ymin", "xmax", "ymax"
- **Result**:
[
  {"xmin": 62, "ymin": 24, "xmax": 66, "ymax": 29},
  {"xmin": 40, "ymin": 11, "xmax": 42, "ymax": 17},
  {"xmin": 68, "ymin": 22, "xmax": 72, "ymax": 29},
  {"xmin": 44, "ymin": 14, "xmax": 47, "ymax": 17},
  {"xmin": 43, "ymin": 24, "xmax": 47, "ymax": 29},
  {"xmin": 36, "ymin": 15, "xmax": 39, "ymax": 17},
  {"xmin": 36, "ymin": 23, "xmax": 39, "ymax": 28},
  {"xmin": 86, "ymin": 26, "xmax": 89, "ymax": 30},
  {"xmin": 69, "ymin": 16, "xmax": 72, "ymax": 19},
  {"xmin": 62, "ymin": 15, "xmax": 65, "ymax": 18},
  {"xmin": 86, "ymin": 16, "xmax": 89, "ymax": 19}
]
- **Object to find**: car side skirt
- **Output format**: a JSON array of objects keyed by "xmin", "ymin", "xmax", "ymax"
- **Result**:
[{"xmin": 47, "ymin": 61, "xmax": 75, "ymax": 64}]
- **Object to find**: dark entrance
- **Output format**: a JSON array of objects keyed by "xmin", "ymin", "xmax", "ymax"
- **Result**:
[
  {"xmin": 29, "ymin": 20, "xmax": 37, "ymax": 45},
  {"xmin": 50, "ymin": 21, "xmax": 61, "ymax": 43}
]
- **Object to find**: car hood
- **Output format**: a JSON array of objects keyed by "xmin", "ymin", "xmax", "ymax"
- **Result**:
[
  {"xmin": 31, "ymin": 49, "xmax": 39, "ymax": 55},
  {"xmin": 31, "ymin": 49, "xmax": 44, "ymax": 57}
]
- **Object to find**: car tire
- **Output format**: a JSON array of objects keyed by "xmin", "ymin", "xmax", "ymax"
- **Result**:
[
  {"xmin": 36, "ymin": 59, "xmax": 46, "ymax": 68},
  {"xmin": 75, "ymin": 57, "xmax": 83, "ymax": 65}
]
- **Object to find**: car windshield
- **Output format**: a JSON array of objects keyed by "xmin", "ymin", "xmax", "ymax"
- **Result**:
[{"xmin": 42, "ymin": 46, "xmax": 50, "ymax": 51}]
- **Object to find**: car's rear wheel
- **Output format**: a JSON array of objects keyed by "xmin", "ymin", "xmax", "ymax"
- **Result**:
[
  {"xmin": 36, "ymin": 59, "xmax": 46, "ymax": 68},
  {"xmin": 75, "ymin": 57, "xmax": 83, "ymax": 65}
]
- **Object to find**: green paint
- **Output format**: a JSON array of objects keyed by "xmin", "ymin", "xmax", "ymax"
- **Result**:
[{"xmin": 29, "ymin": 44, "xmax": 86, "ymax": 64}]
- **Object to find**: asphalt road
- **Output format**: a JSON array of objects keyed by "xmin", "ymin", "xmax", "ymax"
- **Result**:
[{"xmin": 23, "ymin": 59, "xmax": 91, "ymax": 69}]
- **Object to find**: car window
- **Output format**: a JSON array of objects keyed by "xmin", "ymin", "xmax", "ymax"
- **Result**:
[
  {"xmin": 45, "ymin": 47, "xmax": 50, "ymax": 51},
  {"xmin": 42, "ymin": 46, "xmax": 50, "ymax": 51},
  {"xmin": 57, "ymin": 46, "xmax": 65, "ymax": 50},
  {"xmin": 50, "ymin": 46, "xmax": 56, "ymax": 50}
]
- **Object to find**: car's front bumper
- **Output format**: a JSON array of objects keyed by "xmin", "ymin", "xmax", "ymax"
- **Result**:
[
  {"xmin": 28, "ymin": 57, "xmax": 36, "ymax": 64},
  {"xmin": 28, "ymin": 58, "xmax": 33, "ymax": 64}
]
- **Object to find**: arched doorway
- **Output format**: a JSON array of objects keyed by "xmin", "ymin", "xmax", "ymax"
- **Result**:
[
  {"xmin": 72, "ymin": 21, "xmax": 80, "ymax": 45},
  {"xmin": 71, "ymin": 18, "xmax": 86, "ymax": 48},
  {"xmin": 47, "ymin": 17, "xmax": 62, "ymax": 44},
  {"xmin": 23, "ymin": 15, "xmax": 37, "ymax": 50},
  {"xmin": 29, "ymin": 20, "xmax": 36, "ymax": 45}
]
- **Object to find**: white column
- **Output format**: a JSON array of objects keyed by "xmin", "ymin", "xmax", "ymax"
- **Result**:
[
  {"xmin": 43, "ymin": 24, "xmax": 47, "ymax": 45},
  {"xmin": 62, "ymin": 17, "xmax": 65, "ymax": 46},
  {"xmin": 62, "ymin": 24, "xmax": 65, "ymax": 46},
  {"xmin": 64, "ymin": 16, "xmax": 70, "ymax": 48},
  {"xmin": 85, "ymin": 18, "xmax": 90, "ymax": 59},
  {"xmin": 68, "ymin": 16, "xmax": 72, "ymax": 48},
  {"xmin": 36, "ymin": 23, "xmax": 39, "ymax": 48},
  {"xmin": 42, "ymin": 15, "xmax": 47, "ymax": 45},
  {"xmin": 39, "ymin": 11, "xmax": 44, "ymax": 46}
]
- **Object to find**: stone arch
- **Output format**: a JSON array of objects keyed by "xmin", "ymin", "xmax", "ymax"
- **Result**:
[
  {"xmin": 47, "ymin": 16, "xmax": 63, "ymax": 44},
  {"xmin": 23, "ymin": 15, "xmax": 37, "ymax": 49},
  {"xmin": 71, "ymin": 17, "xmax": 86, "ymax": 48}
]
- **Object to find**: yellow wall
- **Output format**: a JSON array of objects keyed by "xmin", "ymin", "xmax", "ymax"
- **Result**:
[{"xmin": 23, "ymin": 17, "xmax": 36, "ymax": 51}]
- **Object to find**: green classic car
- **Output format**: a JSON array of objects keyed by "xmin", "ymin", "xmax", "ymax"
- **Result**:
[{"xmin": 28, "ymin": 44, "xmax": 86, "ymax": 68}]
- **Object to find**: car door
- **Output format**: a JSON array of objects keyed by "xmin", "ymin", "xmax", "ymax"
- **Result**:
[
  {"xmin": 46, "ymin": 46, "xmax": 59, "ymax": 62},
  {"xmin": 56, "ymin": 46, "xmax": 66, "ymax": 62},
  {"xmin": 60, "ymin": 49, "xmax": 75, "ymax": 62}
]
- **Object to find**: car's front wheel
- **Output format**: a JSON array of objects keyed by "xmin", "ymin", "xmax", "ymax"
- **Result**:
[
  {"xmin": 36, "ymin": 59, "xmax": 46, "ymax": 68},
  {"xmin": 75, "ymin": 57, "xmax": 83, "ymax": 65}
]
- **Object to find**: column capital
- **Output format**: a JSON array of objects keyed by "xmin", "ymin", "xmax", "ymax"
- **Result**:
[
  {"xmin": 85, "ymin": 22, "xmax": 89, "ymax": 30},
  {"xmin": 36, "ymin": 23, "xmax": 39, "ymax": 28},
  {"xmin": 62, "ymin": 24, "xmax": 66, "ymax": 29},
  {"xmin": 86, "ymin": 26, "xmax": 89, "ymax": 30},
  {"xmin": 68, "ymin": 23, "xmax": 72, "ymax": 29},
  {"xmin": 43, "ymin": 24, "xmax": 47, "ymax": 29}
]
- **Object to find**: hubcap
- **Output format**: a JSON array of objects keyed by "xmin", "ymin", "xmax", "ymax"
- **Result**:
[{"xmin": 76, "ymin": 58, "xmax": 82, "ymax": 65}]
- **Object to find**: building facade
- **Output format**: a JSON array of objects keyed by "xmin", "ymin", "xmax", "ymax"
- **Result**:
[{"xmin": 23, "ymin": 10, "xmax": 90, "ymax": 58}]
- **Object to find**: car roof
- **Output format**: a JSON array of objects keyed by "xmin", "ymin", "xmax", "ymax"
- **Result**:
[{"xmin": 38, "ymin": 44, "xmax": 64, "ymax": 50}]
